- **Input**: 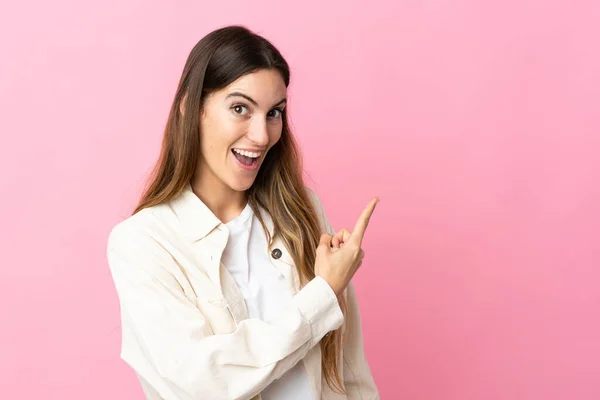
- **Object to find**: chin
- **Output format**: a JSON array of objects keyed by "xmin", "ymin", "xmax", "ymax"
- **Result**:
[{"xmin": 229, "ymin": 180, "xmax": 255, "ymax": 192}]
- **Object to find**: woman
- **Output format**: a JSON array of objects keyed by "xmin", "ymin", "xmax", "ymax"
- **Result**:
[{"xmin": 106, "ymin": 25, "xmax": 380, "ymax": 400}]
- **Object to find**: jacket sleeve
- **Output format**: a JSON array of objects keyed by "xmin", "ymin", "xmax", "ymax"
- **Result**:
[
  {"xmin": 106, "ymin": 222, "xmax": 344, "ymax": 400},
  {"xmin": 308, "ymin": 188, "xmax": 380, "ymax": 399}
]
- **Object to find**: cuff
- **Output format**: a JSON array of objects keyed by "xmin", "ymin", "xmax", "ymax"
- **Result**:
[{"xmin": 293, "ymin": 276, "xmax": 345, "ymax": 347}]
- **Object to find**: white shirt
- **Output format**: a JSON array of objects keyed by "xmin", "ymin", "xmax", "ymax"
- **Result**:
[{"xmin": 222, "ymin": 202, "xmax": 312, "ymax": 399}]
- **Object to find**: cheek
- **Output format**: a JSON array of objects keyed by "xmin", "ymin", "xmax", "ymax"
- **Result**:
[
  {"xmin": 201, "ymin": 116, "xmax": 241, "ymax": 152},
  {"xmin": 268, "ymin": 124, "xmax": 283, "ymax": 146}
]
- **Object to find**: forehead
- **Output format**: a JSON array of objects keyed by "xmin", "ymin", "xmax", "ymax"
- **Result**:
[{"xmin": 221, "ymin": 69, "xmax": 287, "ymax": 101}]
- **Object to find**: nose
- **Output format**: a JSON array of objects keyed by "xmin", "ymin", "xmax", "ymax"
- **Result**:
[{"xmin": 247, "ymin": 117, "xmax": 270, "ymax": 147}]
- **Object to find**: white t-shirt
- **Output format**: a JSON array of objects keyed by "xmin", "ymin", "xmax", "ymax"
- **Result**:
[{"xmin": 222, "ymin": 202, "xmax": 312, "ymax": 400}]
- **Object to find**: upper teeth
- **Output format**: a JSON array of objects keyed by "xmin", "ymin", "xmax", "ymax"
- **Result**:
[{"xmin": 233, "ymin": 149, "xmax": 261, "ymax": 158}]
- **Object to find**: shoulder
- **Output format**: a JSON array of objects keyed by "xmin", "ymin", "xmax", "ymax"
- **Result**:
[
  {"xmin": 106, "ymin": 208, "xmax": 185, "ymax": 299},
  {"xmin": 107, "ymin": 211, "xmax": 148, "ymax": 254},
  {"xmin": 106, "ymin": 204, "xmax": 176, "ymax": 269},
  {"xmin": 304, "ymin": 186, "xmax": 325, "ymax": 211},
  {"xmin": 304, "ymin": 186, "xmax": 334, "ymax": 234}
]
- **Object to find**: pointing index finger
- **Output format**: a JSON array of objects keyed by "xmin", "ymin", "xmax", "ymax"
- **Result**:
[{"xmin": 350, "ymin": 197, "xmax": 379, "ymax": 246}]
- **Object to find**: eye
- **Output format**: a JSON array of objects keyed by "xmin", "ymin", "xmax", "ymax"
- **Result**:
[
  {"xmin": 232, "ymin": 104, "xmax": 249, "ymax": 116},
  {"xmin": 268, "ymin": 108, "xmax": 283, "ymax": 119}
]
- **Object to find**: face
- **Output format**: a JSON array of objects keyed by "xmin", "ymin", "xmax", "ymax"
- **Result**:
[{"xmin": 195, "ymin": 69, "xmax": 287, "ymax": 193}]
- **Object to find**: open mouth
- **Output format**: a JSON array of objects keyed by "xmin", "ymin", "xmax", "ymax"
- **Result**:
[{"xmin": 232, "ymin": 149, "xmax": 260, "ymax": 168}]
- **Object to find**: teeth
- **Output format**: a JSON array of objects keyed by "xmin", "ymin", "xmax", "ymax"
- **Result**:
[{"xmin": 233, "ymin": 149, "xmax": 261, "ymax": 158}]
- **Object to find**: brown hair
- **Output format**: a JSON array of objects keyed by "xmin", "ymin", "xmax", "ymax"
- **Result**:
[{"xmin": 132, "ymin": 25, "xmax": 347, "ymax": 394}]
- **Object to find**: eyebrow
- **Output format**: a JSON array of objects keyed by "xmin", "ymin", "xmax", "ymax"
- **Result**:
[{"xmin": 225, "ymin": 92, "xmax": 287, "ymax": 108}]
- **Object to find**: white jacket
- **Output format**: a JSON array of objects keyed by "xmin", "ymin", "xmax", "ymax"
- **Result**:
[{"xmin": 106, "ymin": 182, "xmax": 379, "ymax": 400}]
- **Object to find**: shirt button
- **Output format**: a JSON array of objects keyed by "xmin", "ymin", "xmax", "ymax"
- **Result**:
[{"xmin": 271, "ymin": 248, "xmax": 282, "ymax": 259}]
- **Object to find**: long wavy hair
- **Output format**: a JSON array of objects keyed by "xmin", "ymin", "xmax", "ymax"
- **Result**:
[{"xmin": 132, "ymin": 25, "xmax": 347, "ymax": 394}]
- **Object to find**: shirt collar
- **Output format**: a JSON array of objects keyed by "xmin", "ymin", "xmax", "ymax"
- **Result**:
[
  {"xmin": 169, "ymin": 181, "xmax": 275, "ymax": 243},
  {"xmin": 168, "ymin": 181, "xmax": 222, "ymax": 242}
]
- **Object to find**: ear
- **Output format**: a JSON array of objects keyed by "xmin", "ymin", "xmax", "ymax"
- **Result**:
[{"xmin": 179, "ymin": 93, "xmax": 187, "ymax": 116}]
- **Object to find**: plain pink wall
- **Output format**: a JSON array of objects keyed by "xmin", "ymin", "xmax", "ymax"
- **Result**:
[{"xmin": 1, "ymin": 0, "xmax": 599, "ymax": 399}]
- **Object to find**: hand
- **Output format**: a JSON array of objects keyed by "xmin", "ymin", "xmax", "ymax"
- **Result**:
[
  {"xmin": 314, "ymin": 197, "xmax": 380, "ymax": 297},
  {"xmin": 329, "ymin": 228, "xmax": 351, "ymax": 251}
]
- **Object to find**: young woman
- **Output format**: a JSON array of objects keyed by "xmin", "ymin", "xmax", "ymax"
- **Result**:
[{"xmin": 106, "ymin": 25, "xmax": 380, "ymax": 400}]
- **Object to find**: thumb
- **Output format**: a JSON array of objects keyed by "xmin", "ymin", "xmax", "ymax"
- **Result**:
[{"xmin": 319, "ymin": 233, "xmax": 333, "ymax": 247}]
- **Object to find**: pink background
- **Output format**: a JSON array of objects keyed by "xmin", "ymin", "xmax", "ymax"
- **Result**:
[{"xmin": 1, "ymin": 1, "xmax": 599, "ymax": 399}]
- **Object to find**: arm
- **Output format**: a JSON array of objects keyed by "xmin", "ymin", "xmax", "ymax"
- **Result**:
[
  {"xmin": 107, "ymin": 222, "xmax": 344, "ymax": 400},
  {"xmin": 307, "ymin": 188, "xmax": 380, "ymax": 399}
]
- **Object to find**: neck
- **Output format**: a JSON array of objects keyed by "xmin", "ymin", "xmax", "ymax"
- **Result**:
[{"xmin": 191, "ymin": 168, "xmax": 247, "ymax": 224}]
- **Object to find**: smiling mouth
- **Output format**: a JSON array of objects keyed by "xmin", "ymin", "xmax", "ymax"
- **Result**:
[{"xmin": 231, "ymin": 149, "xmax": 260, "ymax": 167}]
